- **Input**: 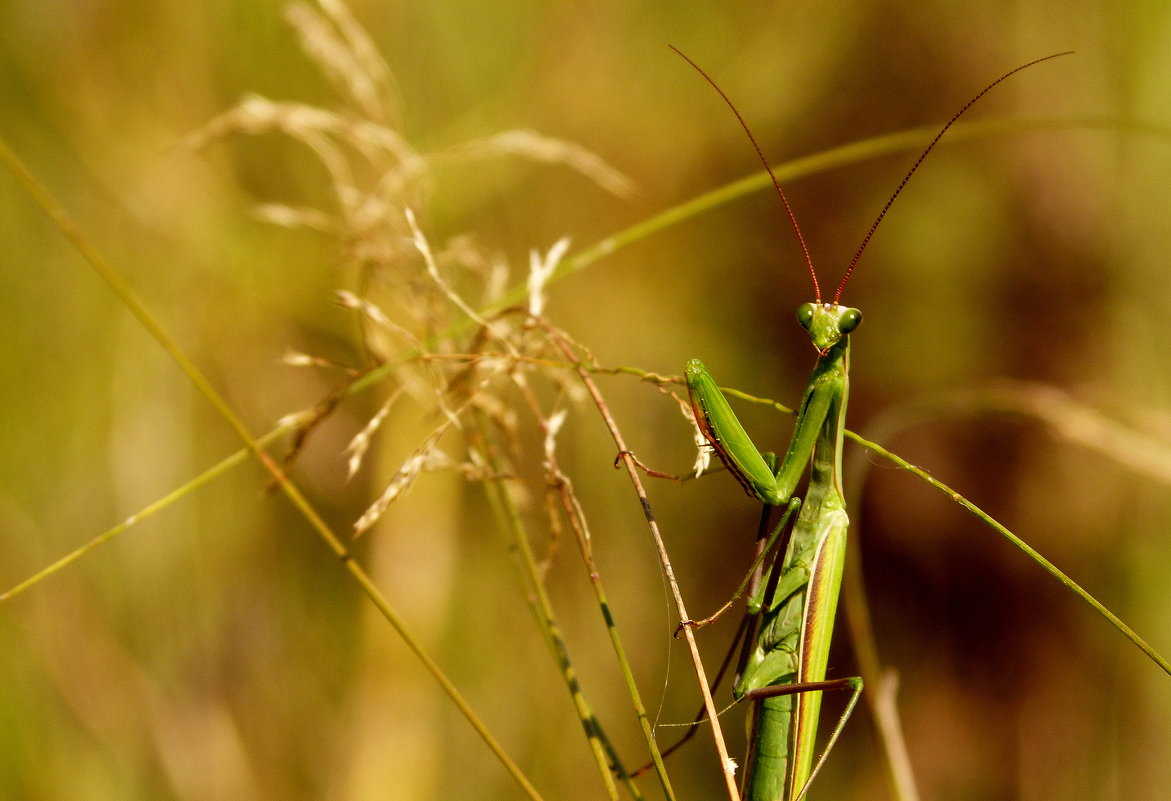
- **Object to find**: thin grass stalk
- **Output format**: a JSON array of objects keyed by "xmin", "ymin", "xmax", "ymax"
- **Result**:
[
  {"xmin": 844, "ymin": 431, "xmax": 1171, "ymax": 677},
  {"xmin": 838, "ymin": 380, "xmax": 1171, "ymax": 799},
  {"xmin": 507, "ymin": 325, "xmax": 680, "ymax": 800},
  {"xmin": 0, "ymin": 133, "xmax": 548, "ymax": 801},
  {"xmin": 536, "ymin": 321, "xmax": 741, "ymax": 801},
  {"xmin": 0, "ymin": 422, "xmax": 288, "ymax": 602},
  {"xmin": 468, "ymin": 408, "xmax": 641, "ymax": 800}
]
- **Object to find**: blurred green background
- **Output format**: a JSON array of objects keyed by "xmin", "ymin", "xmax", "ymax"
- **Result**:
[{"xmin": 3, "ymin": 1, "xmax": 1171, "ymax": 800}]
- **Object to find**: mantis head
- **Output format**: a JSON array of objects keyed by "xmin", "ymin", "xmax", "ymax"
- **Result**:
[{"xmin": 797, "ymin": 302, "xmax": 861, "ymax": 355}]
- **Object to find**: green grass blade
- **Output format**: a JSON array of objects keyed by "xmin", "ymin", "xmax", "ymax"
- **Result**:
[
  {"xmin": 845, "ymin": 427, "xmax": 1171, "ymax": 677},
  {"xmin": 0, "ymin": 132, "xmax": 548, "ymax": 801}
]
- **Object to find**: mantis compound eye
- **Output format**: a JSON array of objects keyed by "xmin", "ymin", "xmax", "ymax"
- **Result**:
[
  {"xmin": 838, "ymin": 308, "xmax": 862, "ymax": 334},
  {"xmin": 796, "ymin": 303, "xmax": 816, "ymax": 330}
]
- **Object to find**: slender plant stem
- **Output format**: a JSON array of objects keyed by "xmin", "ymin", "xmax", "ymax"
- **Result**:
[
  {"xmin": 538, "ymin": 323, "xmax": 741, "ymax": 801},
  {"xmin": 470, "ymin": 404, "xmax": 642, "ymax": 801},
  {"xmin": 0, "ymin": 132, "xmax": 548, "ymax": 801},
  {"xmin": 845, "ymin": 427, "xmax": 1171, "ymax": 677}
]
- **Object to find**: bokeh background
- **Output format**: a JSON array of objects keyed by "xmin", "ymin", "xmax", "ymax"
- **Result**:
[{"xmin": 3, "ymin": 2, "xmax": 1171, "ymax": 800}]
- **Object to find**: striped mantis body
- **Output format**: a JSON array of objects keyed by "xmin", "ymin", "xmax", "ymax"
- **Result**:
[{"xmin": 675, "ymin": 50, "xmax": 1070, "ymax": 801}]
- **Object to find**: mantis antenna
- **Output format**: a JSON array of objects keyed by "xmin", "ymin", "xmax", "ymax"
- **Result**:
[
  {"xmin": 668, "ymin": 46, "xmax": 1072, "ymax": 305},
  {"xmin": 833, "ymin": 51, "xmax": 1072, "ymax": 303},
  {"xmin": 668, "ymin": 45, "xmax": 823, "ymax": 303}
]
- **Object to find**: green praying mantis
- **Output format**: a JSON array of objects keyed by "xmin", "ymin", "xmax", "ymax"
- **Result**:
[{"xmin": 672, "ymin": 50, "xmax": 1075, "ymax": 801}]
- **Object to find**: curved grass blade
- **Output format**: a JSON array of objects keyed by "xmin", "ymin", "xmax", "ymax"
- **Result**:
[{"xmin": 0, "ymin": 132, "xmax": 548, "ymax": 801}]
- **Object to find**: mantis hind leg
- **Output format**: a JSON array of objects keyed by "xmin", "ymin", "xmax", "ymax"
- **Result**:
[{"xmin": 743, "ymin": 676, "xmax": 864, "ymax": 801}]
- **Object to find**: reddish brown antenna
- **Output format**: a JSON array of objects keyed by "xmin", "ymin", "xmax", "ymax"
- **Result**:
[
  {"xmin": 832, "ymin": 51, "xmax": 1072, "ymax": 304},
  {"xmin": 669, "ymin": 45, "xmax": 824, "ymax": 303}
]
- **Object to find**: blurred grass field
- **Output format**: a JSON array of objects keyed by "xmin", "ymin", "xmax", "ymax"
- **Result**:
[{"xmin": 3, "ymin": 2, "xmax": 1171, "ymax": 800}]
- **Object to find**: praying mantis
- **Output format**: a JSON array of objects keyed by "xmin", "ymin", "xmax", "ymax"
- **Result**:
[{"xmin": 673, "ymin": 49, "xmax": 1072, "ymax": 801}]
